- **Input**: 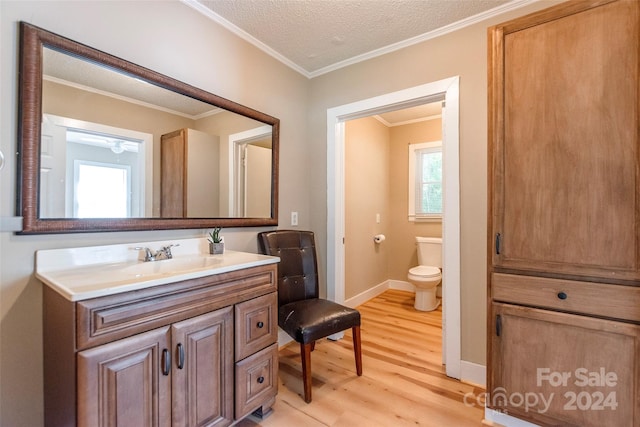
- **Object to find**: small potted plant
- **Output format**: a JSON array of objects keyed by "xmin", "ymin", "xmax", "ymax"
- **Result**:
[{"xmin": 208, "ymin": 227, "xmax": 224, "ymax": 254}]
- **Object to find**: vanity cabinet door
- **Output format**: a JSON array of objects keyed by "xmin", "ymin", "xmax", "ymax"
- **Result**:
[
  {"xmin": 77, "ymin": 326, "xmax": 172, "ymax": 427},
  {"xmin": 490, "ymin": 302, "xmax": 640, "ymax": 427},
  {"xmin": 171, "ymin": 307, "xmax": 234, "ymax": 427}
]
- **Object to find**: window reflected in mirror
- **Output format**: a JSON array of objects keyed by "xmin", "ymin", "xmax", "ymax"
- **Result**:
[
  {"xmin": 40, "ymin": 46, "xmax": 273, "ymax": 220},
  {"xmin": 19, "ymin": 22, "xmax": 279, "ymax": 233}
]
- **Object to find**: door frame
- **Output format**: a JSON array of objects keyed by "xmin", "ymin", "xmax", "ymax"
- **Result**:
[
  {"xmin": 228, "ymin": 125, "xmax": 272, "ymax": 216},
  {"xmin": 326, "ymin": 76, "xmax": 461, "ymax": 378}
]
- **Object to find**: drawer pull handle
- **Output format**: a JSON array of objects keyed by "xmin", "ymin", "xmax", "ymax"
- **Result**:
[
  {"xmin": 557, "ymin": 291, "xmax": 568, "ymax": 300},
  {"xmin": 257, "ymin": 321, "xmax": 265, "ymax": 329},
  {"xmin": 257, "ymin": 376, "xmax": 265, "ymax": 384},
  {"xmin": 162, "ymin": 349, "xmax": 171, "ymax": 376},
  {"xmin": 177, "ymin": 343, "xmax": 185, "ymax": 369}
]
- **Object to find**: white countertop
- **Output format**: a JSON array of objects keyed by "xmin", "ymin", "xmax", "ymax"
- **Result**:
[{"xmin": 36, "ymin": 238, "xmax": 279, "ymax": 301}]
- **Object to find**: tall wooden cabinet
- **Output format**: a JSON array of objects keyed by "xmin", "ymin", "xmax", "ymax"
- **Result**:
[
  {"xmin": 487, "ymin": 1, "xmax": 640, "ymax": 426},
  {"xmin": 160, "ymin": 128, "xmax": 220, "ymax": 218}
]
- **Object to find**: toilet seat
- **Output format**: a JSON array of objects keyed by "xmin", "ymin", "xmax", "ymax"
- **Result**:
[{"xmin": 408, "ymin": 266, "xmax": 440, "ymax": 278}]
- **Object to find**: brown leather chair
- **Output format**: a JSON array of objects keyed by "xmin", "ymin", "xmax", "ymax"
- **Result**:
[{"xmin": 258, "ymin": 230, "xmax": 362, "ymax": 403}]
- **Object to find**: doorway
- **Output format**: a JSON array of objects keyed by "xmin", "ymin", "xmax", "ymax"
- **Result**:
[{"xmin": 326, "ymin": 77, "xmax": 461, "ymax": 378}]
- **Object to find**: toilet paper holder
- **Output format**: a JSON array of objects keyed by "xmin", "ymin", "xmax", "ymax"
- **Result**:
[{"xmin": 373, "ymin": 234, "xmax": 385, "ymax": 244}]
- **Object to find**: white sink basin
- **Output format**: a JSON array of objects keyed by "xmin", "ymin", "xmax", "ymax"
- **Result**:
[
  {"xmin": 120, "ymin": 256, "xmax": 224, "ymax": 277},
  {"xmin": 36, "ymin": 238, "xmax": 279, "ymax": 301}
]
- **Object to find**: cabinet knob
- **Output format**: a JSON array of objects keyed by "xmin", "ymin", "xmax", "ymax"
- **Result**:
[
  {"xmin": 257, "ymin": 376, "xmax": 265, "ymax": 384},
  {"xmin": 257, "ymin": 321, "xmax": 264, "ymax": 329},
  {"xmin": 557, "ymin": 291, "xmax": 568, "ymax": 300}
]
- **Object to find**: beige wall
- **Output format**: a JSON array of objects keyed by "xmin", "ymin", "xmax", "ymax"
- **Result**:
[
  {"xmin": 344, "ymin": 117, "xmax": 390, "ymax": 298},
  {"xmin": 0, "ymin": 2, "xmax": 309, "ymax": 425},
  {"xmin": 345, "ymin": 116, "xmax": 442, "ymax": 299},
  {"xmin": 388, "ymin": 119, "xmax": 443, "ymax": 280}
]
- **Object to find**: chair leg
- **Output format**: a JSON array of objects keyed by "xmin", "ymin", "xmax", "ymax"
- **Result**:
[
  {"xmin": 310, "ymin": 340, "xmax": 316, "ymax": 351},
  {"xmin": 352, "ymin": 326, "xmax": 363, "ymax": 376},
  {"xmin": 300, "ymin": 342, "xmax": 313, "ymax": 403}
]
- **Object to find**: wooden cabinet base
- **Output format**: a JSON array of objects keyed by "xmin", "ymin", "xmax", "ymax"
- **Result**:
[{"xmin": 43, "ymin": 264, "xmax": 278, "ymax": 427}]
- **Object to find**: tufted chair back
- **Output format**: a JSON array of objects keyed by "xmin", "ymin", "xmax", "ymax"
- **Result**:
[{"xmin": 258, "ymin": 230, "xmax": 319, "ymax": 307}]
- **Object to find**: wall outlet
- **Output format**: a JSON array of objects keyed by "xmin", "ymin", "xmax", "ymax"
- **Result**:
[{"xmin": 291, "ymin": 211, "xmax": 299, "ymax": 226}]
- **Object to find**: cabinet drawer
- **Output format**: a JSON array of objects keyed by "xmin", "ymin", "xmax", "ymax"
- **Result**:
[
  {"xmin": 235, "ymin": 292, "xmax": 277, "ymax": 361},
  {"xmin": 492, "ymin": 273, "xmax": 640, "ymax": 322},
  {"xmin": 77, "ymin": 264, "xmax": 276, "ymax": 350},
  {"xmin": 235, "ymin": 343, "xmax": 278, "ymax": 420}
]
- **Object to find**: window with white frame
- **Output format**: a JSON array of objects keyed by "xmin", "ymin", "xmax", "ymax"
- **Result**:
[
  {"xmin": 408, "ymin": 141, "xmax": 442, "ymax": 221},
  {"xmin": 73, "ymin": 160, "xmax": 131, "ymax": 218}
]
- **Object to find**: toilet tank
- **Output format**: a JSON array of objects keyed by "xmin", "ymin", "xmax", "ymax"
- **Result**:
[{"xmin": 415, "ymin": 236, "xmax": 442, "ymax": 268}]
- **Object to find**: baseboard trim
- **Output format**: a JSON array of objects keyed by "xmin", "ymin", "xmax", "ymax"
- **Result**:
[
  {"xmin": 388, "ymin": 279, "xmax": 415, "ymax": 292},
  {"xmin": 484, "ymin": 408, "xmax": 541, "ymax": 427},
  {"xmin": 277, "ymin": 329, "xmax": 293, "ymax": 349},
  {"xmin": 460, "ymin": 360, "xmax": 486, "ymax": 388},
  {"xmin": 344, "ymin": 280, "xmax": 415, "ymax": 308}
]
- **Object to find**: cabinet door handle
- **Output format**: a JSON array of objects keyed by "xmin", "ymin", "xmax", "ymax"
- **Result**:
[
  {"xmin": 162, "ymin": 349, "xmax": 171, "ymax": 376},
  {"xmin": 496, "ymin": 314, "xmax": 502, "ymax": 337},
  {"xmin": 495, "ymin": 233, "xmax": 502, "ymax": 255},
  {"xmin": 257, "ymin": 376, "xmax": 265, "ymax": 384},
  {"xmin": 257, "ymin": 321, "xmax": 264, "ymax": 329},
  {"xmin": 557, "ymin": 291, "xmax": 568, "ymax": 300},
  {"xmin": 177, "ymin": 343, "xmax": 185, "ymax": 369}
]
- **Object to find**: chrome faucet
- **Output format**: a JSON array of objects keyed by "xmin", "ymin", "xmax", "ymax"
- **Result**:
[{"xmin": 134, "ymin": 244, "xmax": 179, "ymax": 262}]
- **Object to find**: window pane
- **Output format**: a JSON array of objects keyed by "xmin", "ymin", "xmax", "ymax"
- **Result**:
[
  {"xmin": 421, "ymin": 182, "xmax": 442, "ymax": 214},
  {"xmin": 421, "ymin": 152, "xmax": 442, "ymax": 182},
  {"xmin": 76, "ymin": 164, "xmax": 129, "ymax": 218},
  {"xmin": 409, "ymin": 141, "xmax": 442, "ymax": 220}
]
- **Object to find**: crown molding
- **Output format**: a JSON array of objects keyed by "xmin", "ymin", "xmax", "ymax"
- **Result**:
[
  {"xmin": 183, "ymin": 0, "xmax": 539, "ymax": 79},
  {"xmin": 181, "ymin": 0, "xmax": 310, "ymax": 76}
]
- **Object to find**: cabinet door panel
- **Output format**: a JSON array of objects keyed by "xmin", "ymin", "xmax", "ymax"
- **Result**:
[
  {"xmin": 491, "ymin": 0, "xmax": 640, "ymax": 279},
  {"xmin": 489, "ymin": 303, "xmax": 640, "ymax": 427},
  {"xmin": 235, "ymin": 343, "xmax": 278, "ymax": 420},
  {"xmin": 172, "ymin": 307, "xmax": 233, "ymax": 427},
  {"xmin": 160, "ymin": 129, "xmax": 186, "ymax": 217},
  {"xmin": 235, "ymin": 292, "xmax": 277, "ymax": 362},
  {"xmin": 77, "ymin": 327, "xmax": 171, "ymax": 427}
]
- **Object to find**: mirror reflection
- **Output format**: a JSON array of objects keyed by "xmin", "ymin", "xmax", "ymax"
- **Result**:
[{"xmin": 41, "ymin": 47, "xmax": 273, "ymax": 219}]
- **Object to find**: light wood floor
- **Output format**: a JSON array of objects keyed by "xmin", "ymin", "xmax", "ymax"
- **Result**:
[{"xmin": 237, "ymin": 290, "xmax": 485, "ymax": 426}]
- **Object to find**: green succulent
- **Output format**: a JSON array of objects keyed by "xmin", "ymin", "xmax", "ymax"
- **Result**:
[{"xmin": 208, "ymin": 227, "xmax": 223, "ymax": 243}]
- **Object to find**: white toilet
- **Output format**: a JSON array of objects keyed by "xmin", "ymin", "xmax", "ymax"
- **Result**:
[{"xmin": 407, "ymin": 236, "xmax": 442, "ymax": 311}]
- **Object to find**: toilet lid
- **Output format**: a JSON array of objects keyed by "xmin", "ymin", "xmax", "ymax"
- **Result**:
[{"xmin": 408, "ymin": 266, "xmax": 441, "ymax": 277}]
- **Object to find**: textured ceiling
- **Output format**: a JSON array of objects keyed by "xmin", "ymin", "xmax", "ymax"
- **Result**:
[{"xmin": 193, "ymin": 0, "xmax": 514, "ymax": 76}]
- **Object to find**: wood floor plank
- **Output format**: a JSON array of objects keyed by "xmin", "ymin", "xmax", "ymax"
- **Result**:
[{"xmin": 236, "ymin": 290, "xmax": 485, "ymax": 426}]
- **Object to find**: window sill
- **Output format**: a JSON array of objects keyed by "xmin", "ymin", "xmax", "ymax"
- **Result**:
[{"xmin": 408, "ymin": 216, "xmax": 442, "ymax": 223}]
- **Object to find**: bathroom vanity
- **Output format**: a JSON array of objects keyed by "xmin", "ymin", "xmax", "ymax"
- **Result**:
[{"xmin": 37, "ymin": 238, "xmax": 279, "ymax": 427}]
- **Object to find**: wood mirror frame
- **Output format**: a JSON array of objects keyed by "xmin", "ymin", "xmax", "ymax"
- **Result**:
[{"xmin": 18, "ymin": 22, "xmax": 279, "ymax": 233}]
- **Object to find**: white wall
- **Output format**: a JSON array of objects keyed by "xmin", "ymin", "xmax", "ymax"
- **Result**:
[{"xmin": 0, "ymin": 1, "xmax": 309, "ymax": 425}]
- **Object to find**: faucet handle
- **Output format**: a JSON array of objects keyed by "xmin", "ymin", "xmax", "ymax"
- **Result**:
[
  {"xmin": 134, "ymin": 246, "xmax": 155, "ymax": 262},
  {"xmin": 161, "ymin": 243, "xmax": 180, "ymax": 259}
]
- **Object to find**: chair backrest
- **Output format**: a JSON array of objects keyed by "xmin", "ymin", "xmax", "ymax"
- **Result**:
[{"xmin": 258, "ymin": 230, "xmax": 319, "ymax": 306}]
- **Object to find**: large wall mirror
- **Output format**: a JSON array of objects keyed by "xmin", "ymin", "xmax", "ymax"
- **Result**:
[{"xmin": 18, "ymin": 22, "xmax": 279, "ymax": 233}]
